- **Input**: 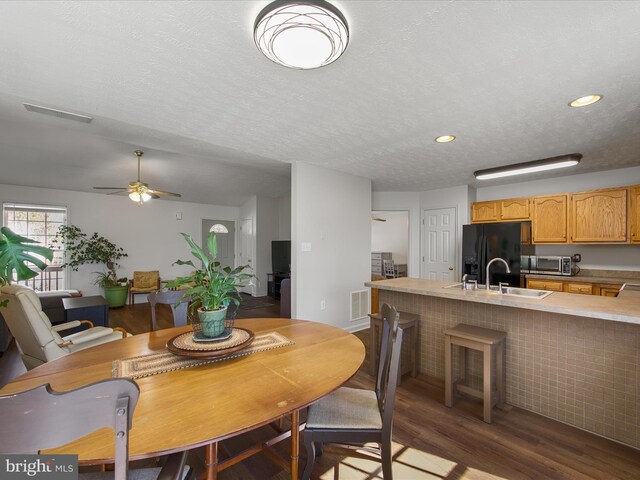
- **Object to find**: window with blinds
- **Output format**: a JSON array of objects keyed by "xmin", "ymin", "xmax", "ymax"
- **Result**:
[{"xmin": 2, "ymin": 203, "xmax": 68, "ymax": 291}]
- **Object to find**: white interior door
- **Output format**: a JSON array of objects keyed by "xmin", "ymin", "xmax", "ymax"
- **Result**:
[
  {"xmin": 238, "ymin": 218, "xmax": 254, "ymax": 295},
  {"xmin": 201, "ymin": 220, "xmax": 235, "ymax": 269},
  {"xmin": 421, "ymin": 207, "xmax": 457, "ymax": 281}
]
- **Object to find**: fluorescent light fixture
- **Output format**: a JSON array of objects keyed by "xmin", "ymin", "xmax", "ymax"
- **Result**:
[
  {"xmin": 254, "ymin": 0, "xmax": 349, "ymax": 69},
  {"xmin": 435, "ymin": 135, "xmax": 456, "ymax": 143},
  {"xmin": 569, "ymin": 95, "xmax": 602, "ymax": 108},
  {"xmin": 23, "ymin": 103, "xmax": 93, "ymax": 123},
  {"xmin": 474, "ymin": 154, "xmax": 582, "ymax": 180}
]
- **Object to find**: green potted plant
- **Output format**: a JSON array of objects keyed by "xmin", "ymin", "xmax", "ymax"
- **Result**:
[
  {"xmin": 167, "ymin": 232, "xmax": 254, "ymax": 338},
  {"xmin": 53, "ymin": 225, "xmax": 129, "ymax": 307},
  {"xmin": 0, "ymin": 226, "xmax": 54, "ymax": 306}
]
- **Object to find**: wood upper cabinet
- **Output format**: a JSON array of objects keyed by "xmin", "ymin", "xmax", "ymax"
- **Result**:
[
  {"xmin": 471, "ymin": 201, "xmax": 499, "ymax": 223},
  {"xmin": 500, "ymin": 198, "xmax": 531, "ymax": 221},
  {"xmin": 570, "ymin": 188, "xmax": 627, "ymax": 243},
  {"xmin": 631, "ymin": 185, "xmax": 640, "ymax": 244},
  {"xmin": 532, "ymin": 194, "xmax": 568, "ymax": 243}
]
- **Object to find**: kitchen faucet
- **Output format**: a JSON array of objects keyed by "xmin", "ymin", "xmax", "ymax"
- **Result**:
[{"xmin": 486, "ymin": 257, "xmax": 511, "ymax": 290}]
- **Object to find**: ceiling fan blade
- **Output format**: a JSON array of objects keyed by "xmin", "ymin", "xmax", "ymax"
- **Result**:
[
  {"xmin": 150, "ymin": 194, "xmax": 160, "ymax": 199},
  {"xmin": 94, "ymin": 187, "xmax": 130, "ymax": 190},
  {"xmin": 147, "ymin": 189, "xmax": 181, "ymax": 197},
  {"xmin": 106, "ymin": 190, "xmax": 130, "ymax": 195},
  {"xmin": 371, "ymin": 217, "xmax": 387, "ymax": 222}
]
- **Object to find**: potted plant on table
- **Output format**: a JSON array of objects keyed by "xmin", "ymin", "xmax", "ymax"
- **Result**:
[
  {"xmin": 53, "ymin": 225, "xmax": 129, "ymax": 307},
  {"xmin": 0, "ymin": 226, "xmax": 54, "ymax": 306},
  {"xmin": 167, "ymin": 232, "xmax": 254, "ymax": 338}
]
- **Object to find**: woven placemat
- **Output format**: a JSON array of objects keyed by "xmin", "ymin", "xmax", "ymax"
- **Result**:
[
  {"xmin": 172, "ymin": 328, "xmax": 251, "ymax": 351},
  {"xmin": 112, "ymin": 331, "xmax": 294, "ymax": 379}
]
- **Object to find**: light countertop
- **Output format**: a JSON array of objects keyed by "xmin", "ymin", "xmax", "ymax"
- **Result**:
[{"xmin": 365, "ymin": 278, "xmax": 640, "ymax": 325}]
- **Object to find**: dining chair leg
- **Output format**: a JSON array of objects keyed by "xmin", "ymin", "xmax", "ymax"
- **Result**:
[
  {"xmin": 290, "ymin": 410, "xmax": 300, "ymax": 480},
  {"xmin": 302, "ymin": 430, "xmax": 316, "ymax": 480},
  {"xmin": 381, "ymin": 440, "xmax": 393, "ymax": 479},
  {"xmin": 203, "ymin": 442, "xmax": 218, "ymax": 480}
]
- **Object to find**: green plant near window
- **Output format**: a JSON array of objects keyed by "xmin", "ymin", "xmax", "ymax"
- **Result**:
[
  {"xmin": 0, "ymin": 226, "xmax": 54, "ymax": 306},
  {"xmin": 52, "ymin": 225, "xmax": 128, "ymax": 287}
]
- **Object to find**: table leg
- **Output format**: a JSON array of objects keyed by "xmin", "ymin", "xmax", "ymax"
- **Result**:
[
  {"xmin": 290, "ymin": 410, "xmax": 300, "ymax": 479},
  {"xmin": 203, "ymin": 442, "xmax": 218, "ymax": 480}
]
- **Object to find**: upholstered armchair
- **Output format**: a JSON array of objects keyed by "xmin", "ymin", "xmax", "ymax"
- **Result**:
[
  {"xmin": 0, "ymin": 285, "xmax": 128, "ymax": 370},
  {"xmin": 129, "ymin": 270, "xmax": 160, "ymax": 305}
]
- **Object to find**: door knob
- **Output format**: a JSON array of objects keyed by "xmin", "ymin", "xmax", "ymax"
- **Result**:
[{"xmin": 449, "ymin": 267, "xmax": 454, "ymax": 271}]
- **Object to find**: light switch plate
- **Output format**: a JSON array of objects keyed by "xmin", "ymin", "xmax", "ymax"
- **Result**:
[{"xmin": 301, "ymin": 242, "xmax": 312, "ymax": 252}]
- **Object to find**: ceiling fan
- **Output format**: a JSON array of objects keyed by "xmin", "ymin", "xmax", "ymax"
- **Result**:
[
  {"xmin": 371, "ymin": 216, "xmax": 387, "ymax": 222},
  {"xmin": 94, "ymin": 150, "xmax": 181, "ymax": 204}
]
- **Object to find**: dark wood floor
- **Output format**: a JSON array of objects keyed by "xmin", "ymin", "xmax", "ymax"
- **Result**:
[{"xmin": 2, "ymin": 298, "xmax": 640, "ymax": 479}]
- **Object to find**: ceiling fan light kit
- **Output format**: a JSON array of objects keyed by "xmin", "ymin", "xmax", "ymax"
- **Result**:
[
  {"xmin": 94, "ymin": 150, "xmax": 181, "ymax": 205},
  {"xmin": 254, "ymin": 0, "xmax": 349, "ymax": 70},
  {"xmin": 474, "ymin": 153, "xmax": 582, "ymax": 180}
]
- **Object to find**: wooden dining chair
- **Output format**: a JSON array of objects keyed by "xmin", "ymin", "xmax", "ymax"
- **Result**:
[
  {"xmin": 148, "ymin": 290, "xmax": 190, "ymax": 331},
  {"xmin": 383, "ymin": 260, "xmax": 397, "ymax": 279},
  {"xmin": 302, "ymin": 303, "xmax": 403, "ymax": 479},
  {"xmin": 0, "ymin": 378, "xmax": 191, "ymax": 480}
]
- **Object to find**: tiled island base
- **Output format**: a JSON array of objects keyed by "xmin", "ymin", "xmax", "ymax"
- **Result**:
[{"xmin": 379, "ymin": 290, "xmax": 639, "ymax": 449}]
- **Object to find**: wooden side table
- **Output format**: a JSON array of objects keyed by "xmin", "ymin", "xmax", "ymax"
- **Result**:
[{"xmin": 369, "ymin": 311, "xmax": 419, "ymax": 382}]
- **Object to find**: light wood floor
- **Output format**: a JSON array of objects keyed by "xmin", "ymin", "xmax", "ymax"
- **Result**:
[{"xmin": 2, "ymin": 299, "xmax": 639, "ymax": 479}]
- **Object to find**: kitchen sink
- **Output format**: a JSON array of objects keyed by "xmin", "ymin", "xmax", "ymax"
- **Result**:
[
  {"xmin": 442, "ymin": 283, "xmax": 553, "ymax": 299},
  {"xmin": 500, "ymin": 286, "xmax": 553, "ymax": 299}
]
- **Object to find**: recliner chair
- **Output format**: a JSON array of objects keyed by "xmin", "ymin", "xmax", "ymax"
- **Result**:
[{"xmin": 0, "ymin": 285, "xmax": 128, "ymax": 370}]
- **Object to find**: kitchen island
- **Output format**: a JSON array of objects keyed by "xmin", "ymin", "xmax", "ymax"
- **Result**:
[{"xmin": 365, "ymin": 278, "xmax": 640, "ymax": 449}]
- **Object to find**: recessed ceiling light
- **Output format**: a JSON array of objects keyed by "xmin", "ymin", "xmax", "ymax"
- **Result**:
[
  {"xmin": 569, "ymin": 95, "xmax": 602, "ymax": 108},
  {"xmin": 435, "ymin": 135, "xmax": 456, "ymax": 143},
  {"xmin": 254, "ymin": 0, "xmax": 349, "ymax": 70},
  {"xmin": 474, "ymin": 153, "xmax": 582, "ymax": 180}
]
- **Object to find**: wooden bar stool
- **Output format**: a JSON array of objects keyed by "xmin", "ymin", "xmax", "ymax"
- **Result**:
[
  {"xmin": 444, "ymin": 323, "xmax": 506, "ymax": 423},
  {"xmin": 369, "ymin": 311, "xmax": 419, "ymax": 382}
]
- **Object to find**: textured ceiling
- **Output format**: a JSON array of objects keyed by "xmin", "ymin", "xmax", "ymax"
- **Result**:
[{"xmin": 0, "ymin": 1, "xmax": 639, "ymax": 204}]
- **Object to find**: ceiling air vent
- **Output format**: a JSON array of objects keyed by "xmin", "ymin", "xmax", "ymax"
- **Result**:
[{"xmin": 23, "ymin": 103, "xmax": 93, "ymax": 123}]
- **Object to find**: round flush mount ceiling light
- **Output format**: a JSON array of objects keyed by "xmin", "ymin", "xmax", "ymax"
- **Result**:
[
  {"xmin": 435, "ymin": 135, "xmax": 456, "ymax": 143},
  {"xmin": 254, "ymin": 0, "xmax": 349, "ymax": 70},
  {"xmin": 569, "ymin": 94, "xmax": 602, "ymax": 107}
]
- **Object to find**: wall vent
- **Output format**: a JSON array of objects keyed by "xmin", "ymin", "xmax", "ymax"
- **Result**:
[
  {"xmin": 23, "ymin": 103, "xmax": 93, "ymax": 123},
  {"xmin": 350, "ymin": 289, "xmax": 369, "ymax": 321}
]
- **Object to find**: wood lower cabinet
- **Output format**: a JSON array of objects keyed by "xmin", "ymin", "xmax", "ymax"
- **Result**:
[
  {"xmin": 631, "ymin": 185, "xmax": 640, "ymax": 244},
  {"xmin": 570, "ymin": 188, "xmax": 627, "ymax": 243},
  {"xmin": 564, "ymin": 282, "xmax": 593, "ymax": 295},
  {"xmin": 500, "ymin": 198, "xmax": 530, "ymax": 221},
  {"xmin": 599, "ymin": 285, "xmax": 623, "ymax": 297},
  {"xmin": 532, "ymin": 195, "xmax": 568, "ymax": 243},
  {"xmin": 471, "ymin": 201, "xmax": 499, "ymax": 223},
  {"xmin": 526, "ymin": 279, "xmax": 564, "ymax": 292}
]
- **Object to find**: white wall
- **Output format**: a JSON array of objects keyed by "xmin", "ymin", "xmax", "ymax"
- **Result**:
[
  {"xmin": 239, "ymin": 196, "xmax": 257, "ymax": 296},
  {"xmin": 255, "ymin": 196, "xmax": 279, "ymax": 296},
  {"xmin": 0, "ymin": 183, "xmax": 239, "ymax": 297},
  {"xmin": 371, "ymin": 192, "xmax": 421, "ymax": 276},
  {"xmin": 477, "ymin": 166, "xmax": 640, "ymax": 270},
  {"xmin": 371, "ymin": 212, "xmax": 409, "ymax": 264},
  {"xmin": 277, "ymin": 194, "xmax": 291, "ymax": 240},
  {"xmin": 292, "ymin": 163, "xmax": 371, "ymax": 331}
]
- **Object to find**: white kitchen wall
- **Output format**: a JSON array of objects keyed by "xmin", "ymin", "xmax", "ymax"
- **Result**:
[
  {"xmin": 277, "ymin": 193, "xmax": 291, "ymax": 240},
  {"xmin": 292, "ymin": 163, "xmax": 371, "ymax": 331},
  {"xmin": 371, "ymin": 211, "xmax": 409, "ymax": 264},
  {"xmin": 0, "ymin": 183, "xmax": 239, "ymax": 297},
  {"xmin": 477, "ymin": 166, "xmax": 640, "ymax": 271},
  {"xmin": 371, "ymin": 192, "xmax": 420, "ymax": 276}
]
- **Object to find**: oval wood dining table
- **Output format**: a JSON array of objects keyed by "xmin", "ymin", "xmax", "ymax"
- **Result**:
[{"xmin": 0, "ymin": 317, "xmax": 365, "ymax": 479}]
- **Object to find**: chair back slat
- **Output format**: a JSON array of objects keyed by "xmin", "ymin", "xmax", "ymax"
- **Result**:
[
  {"xmin": 0, "ymin": 378, "xmax": 139, "ymax": 480},
  {"xmin": 376, "ymin": 303, "xmax": 403, "ymax": 438},
  {"xmin": 148, "ymin": 290, "xmax": 190, "ymax": 330}
]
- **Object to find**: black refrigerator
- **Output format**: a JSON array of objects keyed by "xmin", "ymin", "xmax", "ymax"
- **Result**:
[{"xmin": 462, "ymin": 222, "xmax": 533, "ymax": 287}]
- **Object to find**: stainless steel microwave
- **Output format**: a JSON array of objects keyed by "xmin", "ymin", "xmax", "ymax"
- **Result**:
[{"xmin": 521, "ymin": 255, "xmax": 578, "ymax": 276}]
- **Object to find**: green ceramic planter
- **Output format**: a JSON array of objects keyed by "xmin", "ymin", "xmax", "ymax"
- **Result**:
[
  {"xmin": 103, "ymin": 285, "xmax": 128, "ymax": 308},
  {"xmin": 198, "ymin": 306, "xmax": 228, "ymax": 338}
]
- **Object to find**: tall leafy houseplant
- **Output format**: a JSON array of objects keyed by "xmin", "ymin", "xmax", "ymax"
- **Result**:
[
  {"xmin": 0, "ymin": 226, "xmax": 54, "ymax": 307},
  {"xmin": 167, "ymin": 232, "xmax": 254, "ymax": 338},
  {"xmin": 53, "ymin": 225, "xmax": 129, "ymax": 307}
]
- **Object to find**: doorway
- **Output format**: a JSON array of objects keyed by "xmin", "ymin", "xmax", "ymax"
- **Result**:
[
  {"xmin": 238, "ymin": 218, "xmax": 254, "ymax": 295},
  {"xmin": 421, "ymin": 207, "xmax": 457, "ymax": 281},
  {"xmin": 202, "ymin": 219, "xmax": 235, "ymax": 269},
  {"xmin": 371, "ymin": 211, "xmax": 410, "ymax": 277}
]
